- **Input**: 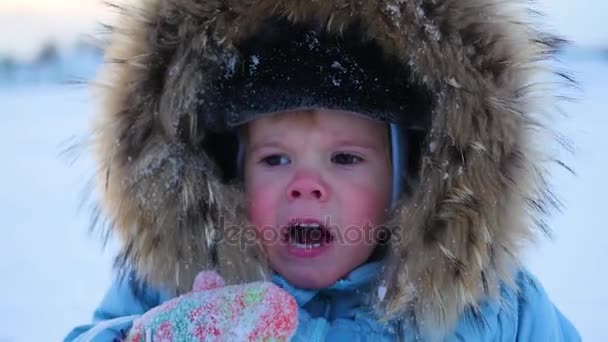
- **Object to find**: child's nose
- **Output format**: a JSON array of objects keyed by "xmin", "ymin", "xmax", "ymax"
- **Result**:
[{"xmin": 286, "ymin": 173, "xmax": 328, "ymax": 202}]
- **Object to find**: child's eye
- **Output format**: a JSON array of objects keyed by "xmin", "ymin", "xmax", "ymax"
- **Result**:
[
  {"xmin": 331, "ymin": 153, "xmax": 364, "ymax": 165},
  {"xmin": 260, "ymin": 154, "xmax": 291, "ymax": 166}
]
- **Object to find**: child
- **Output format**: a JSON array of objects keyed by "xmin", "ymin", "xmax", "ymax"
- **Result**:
[{"xmin": 66, "ymin": 0, "xmax": 580, "ymax": 340}]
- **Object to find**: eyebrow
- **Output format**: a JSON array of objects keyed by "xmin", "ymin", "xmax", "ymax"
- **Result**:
[
  {"xmin": 247, "ymin": 139, "xmax": 285, "ymax": 152},
  {"xmin": 248, "ymin": 137, "xmax": 384, "ymax": 153},
  {"xmin": 331, "ymin": 138, "xmax": 383, "ymax": 152}
]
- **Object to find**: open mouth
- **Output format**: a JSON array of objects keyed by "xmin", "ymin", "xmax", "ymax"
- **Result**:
[{"xmin": 286, "ymin": 221, "xmax": 334, "ymax": 249}]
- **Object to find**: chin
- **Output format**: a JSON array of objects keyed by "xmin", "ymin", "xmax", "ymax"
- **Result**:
[
  {"xmin": 288, "ymin": 274, "xmax": 337, "ymax": 289},
  {"xmin": 280, "ymin": 267, "xmax": 343, "ymax": 289}
]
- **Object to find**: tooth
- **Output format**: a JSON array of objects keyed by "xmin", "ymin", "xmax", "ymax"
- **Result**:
[
  {"xmin": 296, "ymin": 223, "xmax": 321, "ymax": 229},
  {"xmin": 301, "ymin": 223, "xmax": 320, "ymax": 228},
  {"xmin": 291, "ymin": 242, "xmax": 323, "ymax": 249}
]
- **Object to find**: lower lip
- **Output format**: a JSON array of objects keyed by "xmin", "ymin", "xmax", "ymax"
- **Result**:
[{"xmin": 286, "ymin": 240, "xmax": 333, "ymax": 258}]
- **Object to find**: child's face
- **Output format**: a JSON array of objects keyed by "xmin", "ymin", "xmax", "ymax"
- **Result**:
[{"xmin": 244, "ymin": 109, "xmax": 392, "ymax": 289}]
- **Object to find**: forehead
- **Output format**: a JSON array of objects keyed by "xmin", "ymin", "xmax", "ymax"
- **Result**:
[{"xmin": 246, "ymin": 109, "xmax": 386, "ymax": 138}]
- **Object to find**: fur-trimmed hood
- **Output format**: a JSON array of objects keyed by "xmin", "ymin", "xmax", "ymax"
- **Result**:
[{"xmin": 92, "ymin": 0, "xmax": 566, "ymax": 337}]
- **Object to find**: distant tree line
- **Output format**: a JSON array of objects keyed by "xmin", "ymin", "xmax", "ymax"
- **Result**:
[
  {"xmin": 0, "ymin": 38, "xmax": 102, "ymax": 72},
  {"xmin": 0, "ymin": 38, "xmax": 103, "ymax": 85}
]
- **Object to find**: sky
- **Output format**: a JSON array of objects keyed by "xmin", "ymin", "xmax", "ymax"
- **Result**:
[
  {"xmin": 0, "ymin": 0, "xmax": 110, "ymax": 60},
  {"xmin": 0, "ymin": 1, "xmax": 606, "ymax": 59}
]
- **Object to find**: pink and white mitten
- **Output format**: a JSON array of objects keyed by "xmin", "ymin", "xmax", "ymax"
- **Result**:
[{"xmin": 125, "ymin": 271, "xmax": 298, "ymax": 342}]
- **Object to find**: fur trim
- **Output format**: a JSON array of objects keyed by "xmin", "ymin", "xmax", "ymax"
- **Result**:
[{"xmin": 91, "ymin": 0, "xmax": 569, "ymax": 337}]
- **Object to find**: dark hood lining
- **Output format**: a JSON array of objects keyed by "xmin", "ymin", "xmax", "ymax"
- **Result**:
[{"xmin": 196, "ymin": 17, "xmax": 433, "ymax": 132}]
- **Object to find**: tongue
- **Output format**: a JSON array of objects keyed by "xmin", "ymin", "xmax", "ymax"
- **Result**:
[{"xmin": 304, "ymin": 227, "xmax": 324, "ymax": 244}]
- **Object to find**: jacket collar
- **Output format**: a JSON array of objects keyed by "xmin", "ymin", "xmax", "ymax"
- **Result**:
[{"xmin": 271, "ymin": 262, "xmax": 381, "ymax": 308}]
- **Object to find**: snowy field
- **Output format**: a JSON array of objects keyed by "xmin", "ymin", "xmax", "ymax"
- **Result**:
[{"xmin": 0, "ymin": 55, "xmax": 606, "ymax": 341}]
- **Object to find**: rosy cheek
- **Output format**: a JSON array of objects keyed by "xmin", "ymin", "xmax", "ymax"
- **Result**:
[
  {"xmin": 341, "ymin": 184, "xmax": 389, "ymax": 227},
  {"xmin": 246, "ymin": 178, "xmax": 280, "ymax": 232}
]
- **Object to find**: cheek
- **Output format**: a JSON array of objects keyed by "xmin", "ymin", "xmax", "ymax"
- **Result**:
[
  {"xmin": 333, "ymin": 154, "xmax": 392, "ymax": 226},
  {"xmin": 338, "ymin": 179, "xmax": 390, "ymax": 226},
  {"xmin": 245, "ymin": 176, "xmax": 281, "ymax": 229}
]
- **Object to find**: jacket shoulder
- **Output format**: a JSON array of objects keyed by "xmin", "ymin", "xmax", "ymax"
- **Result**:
[
  {"xmin": 64, "ymin": 272, "xmax": 167, "ymax": 341},
  {"xmin": 445, "ymin": 271, "xmax": 580, "ymax": 341},
  {"xmin": 509, "ymin": 271, "xmax": 580, "ymax": 341}
]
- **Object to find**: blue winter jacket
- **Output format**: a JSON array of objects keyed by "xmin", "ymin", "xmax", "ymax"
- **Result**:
[{"xmin": 65, "ymin": 263, "xmax": 580, "ymax": 341}]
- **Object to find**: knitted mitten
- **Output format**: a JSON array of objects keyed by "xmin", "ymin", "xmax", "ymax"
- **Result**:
[{"xmin": 125, "ymin": 271, "xmax": 298, "ymax": 342}]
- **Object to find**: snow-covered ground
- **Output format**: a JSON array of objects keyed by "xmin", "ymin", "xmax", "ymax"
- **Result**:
[
  {"xmin": 0, "ymin": 54, "xmax": 606, "ymax": 341},
  {"xmin": 0, "ymin": 84, "xmax": 115, "ymax": 342}
]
